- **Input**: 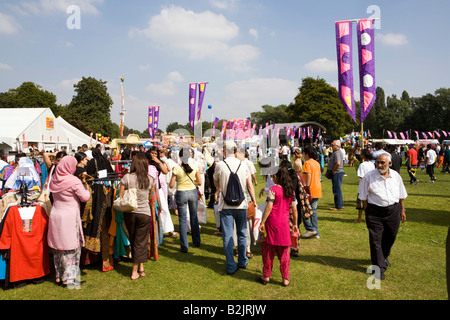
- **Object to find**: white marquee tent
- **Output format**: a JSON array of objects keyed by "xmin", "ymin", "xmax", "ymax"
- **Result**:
[{"xmin": 0, "ymin": 108, "xmax": 94, "ymax": 153}]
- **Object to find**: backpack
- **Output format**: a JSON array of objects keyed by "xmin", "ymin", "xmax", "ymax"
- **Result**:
[{"xmin": 222, "ymin": 160, "xmax": 246, "ymax": 206}]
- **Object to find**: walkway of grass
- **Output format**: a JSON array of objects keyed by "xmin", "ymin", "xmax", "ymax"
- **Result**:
[{"xmin": 2, "ymin": 161, "xmax": 449, "ymax": 300}]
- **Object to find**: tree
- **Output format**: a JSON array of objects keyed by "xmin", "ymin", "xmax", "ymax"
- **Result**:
[
  {"xmin": 287, "ymin": 77, "xmax": 354, "ymax": 139},
  {"xmin": 0, "ymin": 81, "xmax": 64, "ymax": 117},
  {"xmin": 64, "ymin": 77, "xmax": 116, "ymax": 138},
  {"xmin": 249, "ymin": 104, "xmax": 290, "ymax": 126}
]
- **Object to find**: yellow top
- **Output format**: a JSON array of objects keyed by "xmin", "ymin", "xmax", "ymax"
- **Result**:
[{"xmin": 172, "ymin": 163, "xmax": 199, "ymax": 191}]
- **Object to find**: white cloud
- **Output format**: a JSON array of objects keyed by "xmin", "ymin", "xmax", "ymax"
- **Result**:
[
  {"xmin": 376, "ymin": 33, "xmax": 408, "ymax": 46},
  {"xmin": 305, "ymin": 58, "xmax": 337, "ymax": 73},
  {"xmin": 209, "ymin": 0, "xmax": 239, "ymax": 11},
  {"xmin": 0, "ymin": 12, "xmax": 21, "ymax": 35},
  {"xmin": 146, "ymin": 71, "xmax": 184, "ymax": 96},
  {"xmin": 129, "ymin": 6, "xmax": 259, "ymax": 72},
  {"xmin": 0, "ymin": 63, "xmax": 13, "ymax": 70},
  {"xmin": 249, "ymin": 28, "xmax": 258, "ymax": 40},
  {"xmin": 12, "ymin": 0, "xmax": 103, "ymax": 16}
]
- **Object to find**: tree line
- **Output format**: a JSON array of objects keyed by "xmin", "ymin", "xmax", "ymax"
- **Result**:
[{"xmin": 1, "ymin": 76, "xmax": 448, "ymax": 141}]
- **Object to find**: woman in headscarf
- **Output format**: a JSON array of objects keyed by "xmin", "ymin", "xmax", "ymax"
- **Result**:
[{"xmin": 48, "ymin": 156, "xmax": 90, "ymax": 288}]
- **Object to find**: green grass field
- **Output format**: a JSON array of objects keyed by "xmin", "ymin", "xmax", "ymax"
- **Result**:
[{"xmin": 2, "ymin": 161, "xmax": 449, "ymax": 300}]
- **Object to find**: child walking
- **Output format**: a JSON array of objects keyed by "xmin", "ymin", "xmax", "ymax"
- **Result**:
[
  {"xmin": 258, "ymin": 166, "xmax": 299, "ymax": 287},
  {"xmin": 355, "ymin": 149, "xmax": 375, "ymax": 223}
]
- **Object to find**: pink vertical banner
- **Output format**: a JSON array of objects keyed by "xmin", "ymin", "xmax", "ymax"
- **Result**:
[
  {"xmin": 336, "ymin": 20, "xmax": 356, "ymax": 122},
  {"xmin": 387, "ymin": 130, "xmax": 392, "ymax": 138},
  {"xmin": 221, "ymin": 121, "xmax": 227, "ymax": 139},
  {"xmin": 400, "ymin": 132, "xmax": 405, "ymax": 140}
]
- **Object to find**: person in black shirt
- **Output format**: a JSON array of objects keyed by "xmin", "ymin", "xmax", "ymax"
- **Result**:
[{"xmin": 387, "ymin": 145, "xmax": 402, "ymax": 173}]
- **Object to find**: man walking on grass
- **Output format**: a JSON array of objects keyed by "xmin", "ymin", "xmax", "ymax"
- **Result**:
[
  {"xmin": 214, "ymin": 140, "xmax": 257, "ymax": 275},
  {"xmin": 328, "ymin": 140, "xmax": 345, "ymax": 211},
  {"xmin": 358, "ymin": 153, "xmax": 407, "ymax": 280}
]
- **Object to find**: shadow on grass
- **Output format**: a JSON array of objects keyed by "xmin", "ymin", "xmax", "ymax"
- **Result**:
[
  {"xmin": 293, "ymin": 254, "xmax": 371, "ymax": 273},
  {"xmin": 153, "ymin": 232, "xmax": 261, "ymax": 283}
]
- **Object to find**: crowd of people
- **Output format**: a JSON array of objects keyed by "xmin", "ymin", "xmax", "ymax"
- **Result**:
[{"xmin": 0, "ymin": 137, "xmax": 448, "ymax": 288}]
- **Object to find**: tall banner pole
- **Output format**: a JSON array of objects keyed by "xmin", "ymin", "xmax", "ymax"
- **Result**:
[{"xmin": 120, "ymin": 77, "xmax": 126, "ymax": 137}]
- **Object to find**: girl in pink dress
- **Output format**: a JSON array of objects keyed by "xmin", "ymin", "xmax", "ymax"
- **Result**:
[{"xmin": 258, "ymin": 166, "xmax": 299, "ymax": 286}]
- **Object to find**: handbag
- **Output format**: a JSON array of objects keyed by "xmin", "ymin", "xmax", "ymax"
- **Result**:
[
  {"xmin": 247, "ymin": 201, "xmax": 256, "ymax": 218},
  {"xmin": 113, "ymin": 174, "xmax": 138, "ymax": 212},
  {"xmin": 181, "ymin": 165, "xmax": 203, "ymax": 201},
  {"xmin": 325, "ymin": 169, "xmax": 333, "ymax": 179}
]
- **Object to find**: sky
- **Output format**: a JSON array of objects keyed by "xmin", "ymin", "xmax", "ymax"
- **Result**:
[{"xmin": 0, "ymin": 0, "xmax": 449, "ymax": 133}]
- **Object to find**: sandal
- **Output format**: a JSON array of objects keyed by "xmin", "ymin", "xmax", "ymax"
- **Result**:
[
  {"xmin": 258, "ymin": 276, "xmax": 269, "ymax": 285},
  {"xmin": 138, "ymin": 271, "xmax": 146, "ymax": 277},
  {"xmin": 246, "ymin": 252, "xmax": 254, "ymax": 259}
]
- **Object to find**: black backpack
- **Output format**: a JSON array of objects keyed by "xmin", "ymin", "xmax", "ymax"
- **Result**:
[{"xmin": 222, "ymin": 160, "xmax": 245, "ymax": 206}]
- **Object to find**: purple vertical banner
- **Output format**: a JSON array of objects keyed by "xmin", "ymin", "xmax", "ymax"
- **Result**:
[
  {"xmin": 153, "ymin": 106, "xmax": 160, "ymax": 136},
  {"xmin": 212, "ymin": 117, "xmax": 219, "ymax": 132},
  {"xmin": 189, "ymin": 83, "xmax": 197, "ymax": 131},
  {"xmin": 197, "ymin": 82, "xmax": 207, "ymax": 121},
  {"xmin": 336, "ymin": 21, "xmax": 356, "ymax": 122},
  {"xmin": 357, "ymin": 19, "xmax": 376, "ymax": 123},
  {"xmin": 148, "ymin": 106, "xmax": 154, "ymax": 139}
]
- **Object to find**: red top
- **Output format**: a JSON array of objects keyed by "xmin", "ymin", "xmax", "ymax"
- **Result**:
[
  {"xmin": 0, "ymin": 205, "xmax": 49, "ymax": 283},
  {"xmin": 265, "ymin": 185, "xmax": 296, "ymax": 246},
  {"xmin": 407, "ymin": 148, "xmax": 418, "ymax": 166}
]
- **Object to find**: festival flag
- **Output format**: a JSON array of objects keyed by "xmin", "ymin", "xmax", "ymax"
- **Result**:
[
  {"xmin": 357, "ymin": 19, "xmax": 376, "ymax": 123},
  {"xmin": 197, "ymin": 83, "xmax": 207, "ymax": 121},
  {"xmin": 265, "ymin": 123, "xmax": 269, "ymax": 137},
  {"xmin": 212, "ymin": 117, "xmax": 219, "ymax": 132},
  {"xmin": 428, "ymin": 132, "xmax": 433, "ymax": 138},
  {"xmin": 415, "ymin": 131, "xmax": 419, "ymax": 139},
  {"xmin": 189, "ymin": 83, "xmax": 197, "ymax": 130},
  {"xmin": 387, "ymin": 130, "xmax": 392, "ymax": 138},
  {"xmin": 258, "ymin": 125, "xmax": 263, "ymax": 138},
  {"xmin": 406, "ymin": 131, "xmax": 409, "ymax": 140},
  {"xmin": 221, "ymin": 121, "xmax": 227, "ymax": 139},
  {"xmin": 317, "ymin": 128, "xmax": 321, "ymax": 138},
  {"xmin": 153, "ymin": 106, "xmax": 160, "ymax": 136},
  {"xmin": 422, "ymin": 132, "xmax": 428, "ymax": 139},
  {"xmin": 251, "ymin": 123, "xmax": 257, "ymax": 136},
  {"xmin": 393, "ymin": 132, "xmax": 397, "ymax": 140},
  {"xmin": 368, "ymin": 130, "xmax": 371, "ymax": 137},
  {"xmin": 276, "ymin": 127, "xmax": 280, "ymax": 138},
  {"xmin": 148, "ymin": 106, "xmax": 154, "ymax": 139},
  {"xmin": 443, "ymin": 131, "xmax": 448, "ymax": 137},
  {"xmin": 434, "ymin": 131, "xmax": 441, "ymax": 138},
  {"xmin": 336, "ymin": 21, "xmax": 356, "ymax": 122}
]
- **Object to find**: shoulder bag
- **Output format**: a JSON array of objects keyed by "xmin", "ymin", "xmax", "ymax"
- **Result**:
[
  {"xmin": 113, "ymin": 174, "xmax": 138, "ymax": 212},
  {"xmin": 180, "ymin": 165, "xmax": 203, "ymax": 201}
]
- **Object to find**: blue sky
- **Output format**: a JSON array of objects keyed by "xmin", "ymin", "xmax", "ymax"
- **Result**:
[{"xmin": 1, "ymin": 0, "xmax": 449, "ymax": 133}]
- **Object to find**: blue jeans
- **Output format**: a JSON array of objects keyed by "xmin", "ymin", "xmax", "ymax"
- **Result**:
[
  {"xmin": 331, "ymin": 172, "xmax": 344, "ymax": 209},
  {"xmin": 303, "ymin": 198, "xmax": 319, "ymax": 236},
  {"xmin": 175, "ymin": 189, "xmax": 201, "ymax": 252},
  {"xmin": 220, "ymin": 209, "xmax": 248, "ymax": 273}
]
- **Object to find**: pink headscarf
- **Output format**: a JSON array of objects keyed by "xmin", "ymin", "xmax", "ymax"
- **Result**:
[{"xmin": 49, "ymin": 156, "xmax": 83, "ymax": 193}]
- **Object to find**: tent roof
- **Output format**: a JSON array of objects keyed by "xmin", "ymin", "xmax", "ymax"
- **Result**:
[{"xmin": 0, "ymin": 108, "xmax": 48, "ymax": 143}]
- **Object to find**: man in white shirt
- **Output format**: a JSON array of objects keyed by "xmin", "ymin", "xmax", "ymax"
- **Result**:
[
  {"xmin": 214, "ymin": 140, "xmax": 257, "ymax": 275},
  {"xmin": 358, "ymin": 153, "xmax": 407, "ymax": 280},
  {"xmin": 425, "ymin": 144, "xmax": 437, "ymax": 182}
]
